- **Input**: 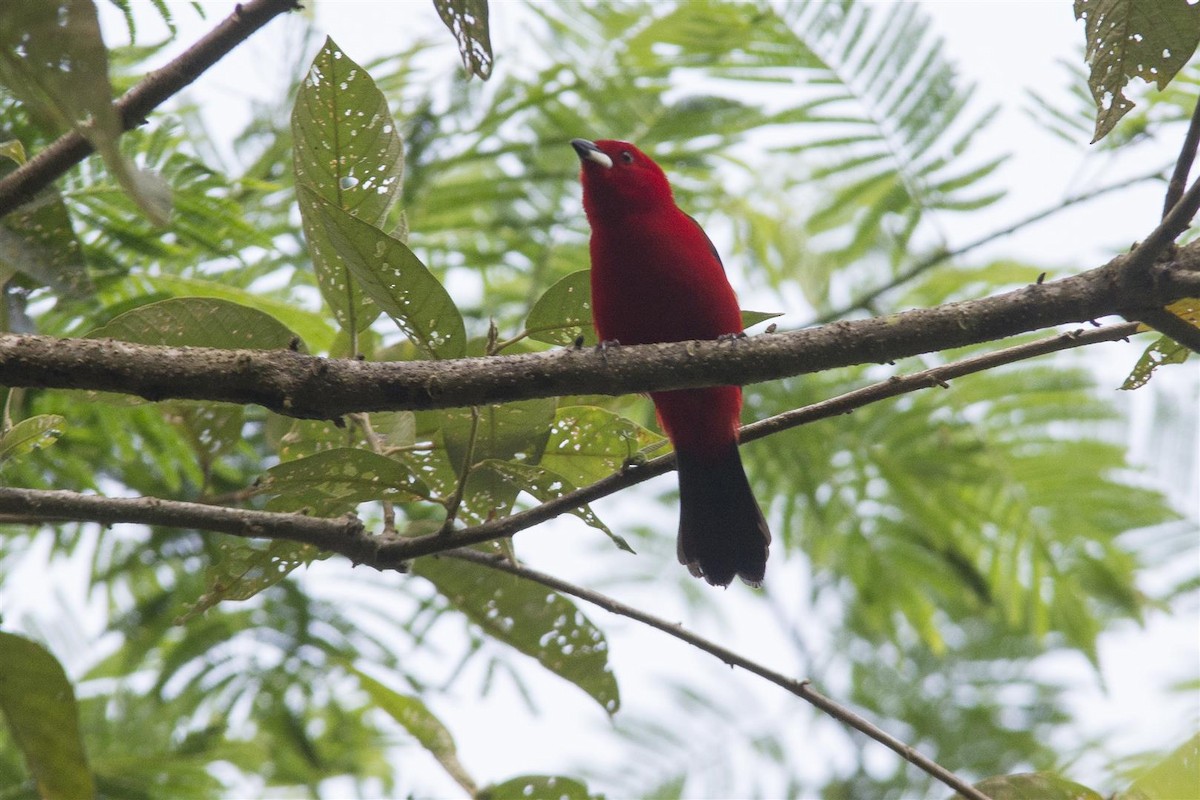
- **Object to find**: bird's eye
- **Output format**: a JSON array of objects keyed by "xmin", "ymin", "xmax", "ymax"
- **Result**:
[{"xmin": 619, "ymin": 150, "xmax": 634, "ymax": 164}]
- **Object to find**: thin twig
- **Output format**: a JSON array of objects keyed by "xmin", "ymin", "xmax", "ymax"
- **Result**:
[
  {"xmin": 0, "ymin": 0, "xmax": 301, "ymax": 219},
  {"xmin": 812, "ymin": 169, "xmax": 1166, "ymax": 325},
  {"xmin": 1163, "ymin": 98, "xmax": 1200, "ymax": 219},
  {"xmin": 439, "ymin": 405, "xmax": 480, "ymax": 534},
  {"xmin": 446, "ymin": 548, "xmax": 992, "ymax": 800}
]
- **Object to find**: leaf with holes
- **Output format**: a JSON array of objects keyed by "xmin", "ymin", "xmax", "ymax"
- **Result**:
[
  {"xmin": 481, "ymin": 458, "xmax": 633, "ymax": 552},
  {"xmin": 413, "ymin": 555, "xmax": 620, "ymax": 714},
  {"xmin": 0, "ymin": 632, "xmax": 95, "ymax": 800},
  {"xmin": 0, "ymin": 415, "xmax": 65, "ymax": 468},
  {"xmin": 263, "ymin": 447, "xmax": 428, "ymax": 516},
  {"xmin": 542, "ymin": 406, "xmax": 664, "ymax": 488},
  {"xmin": 87, "ymin": 296, "xmax": 302, "ymax": 350},
  {"xmin": 177, "ymin": 539, "xmax": 330, "ymax": 624},
  {"xmin": 433, "ymin": 0, "xmax": 493, "ymax": 80},
  {"xmin": 1074, "ymin": 0, "xmax": 1200, "ymax": 142},
  {"xmin": 0, "ymin": 189, "xmax": 90, "ymax": 297},
  {"xmin": 305, "ymin": 188, "xmax": 466, "ymax": 359},
  {"xmin": 293, "ymin": 37, "xmax": 405, "ymax": 334},
  {"xmin": 479, "ymin": 775, "xmax": 600, "ymax": 800}
]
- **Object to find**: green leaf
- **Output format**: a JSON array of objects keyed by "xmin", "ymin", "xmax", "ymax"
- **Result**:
[
  {"xmin": 0, "ymin": 139, "xmax": 25, "ymax": 165},
  {"xmin": 413, "ymin": 556, "xmax": 620, "ymax": 714},
  {"xmin": 0, "ymin": 0, "xmax": 170, "ymax": 223},
  {"xmin": 293, "ymin": 36, "xmax": 406, "ymax": 335},
  {"xmin": 433, "ymin": 0, "xmax": 493, "ymax": 80},
  {"xmin": 1117, "ymin": 733, "xmax": 1200, "ymax": 800},
  {"xmin": 349, "ymin": 667, "xmax": 476, "ymax": 792},
  {"xmin": 304, "ymin": 188, "xmax": 466, "ymax": 359},
  {"xmin": 1122, "ymin": 335, "xmax": 1191, "ymax": 390},
  {"xmin": 953, "ymin": 772, "xmax": 1104, "ymax": 800},
  {"xmin": 1074, "ymin": 0, "xmax": 1200, "ymax": 142},
  {"xmin": 526, "ymin": 270, "xmax": 596, "ymax": 347},
  {"xmin": 541, "ymin": 406, "xmax": 664, "ymax": 488},
  {"xmin": 87, "ymin": 296, "xmax": 303, "ymax": 351},
  {"xmin": 263, "ymin": 447, "xmax": 428, "ymax": 515},
  {"xmin": 0, "ymin": 414, "xmax": 65, "ymax": 467},
  {"xmin": 0, "ymin": 631, "xmax": 96, "ymax": 800},
  {"xmin": 0, "ymin": 190, "xmax": 91, "ymax": 297},
  {"xmin": 177, "ymin": 539, "xmax": 330, "ymax": 624},
  {"xmin": 480, "ymin": 458, "xmax": 632, "ymax": 552},
  {"xmin": 740, "ymin": 309, "xmax": 782, "ymax": 330},
  {"xmin": 479, "ymin": 775, "xmax": 599, "ymax": 800}
]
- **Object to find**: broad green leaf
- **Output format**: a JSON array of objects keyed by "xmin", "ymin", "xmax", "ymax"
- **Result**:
[
  {"xmin": 177, "ymin": 539, "xmax": 329, "ymax": 624},
  {"xmin": 293, "ymin": 37, "xmax": 404, "ymax": 336},
  {"xmin": 413, "ymin": 555, "xmax": 620, "ymax": 714},
  {"xmin": 349, "ymin": 667, "xmax": 475, "ymax": 791},
  {"xmin": 526, "ymin": 270, "xmax": 595, "ymax": 347},
  {"xmin": 146, "ymin": 275, "xmax": 337, "ymax": 354},
  {"xmin": 953, "ymin": 772, "xmax": 1103, "ymax": 800},
  {"xmin": 0, "ymin": 190, "xmax": 90, "ymax": 297},
  {"xmin": 164, "ymin": 403, "xmax": 245, "ymax": 467},
  {"xmin": 480, "ymin": 458, "xmax": 633, "ymax": 552},
  {"xmin": 1074, "ymin": 0, "xmax": 1200, "ymax": 141},
  {"xmin": 479, "ymin": 775, "xmax": 599, "ymax": 800},
  {"xmin": 263, "ymin": 447, "xmax": 428, "ymax": 515},
  {"xmin": 0, "ymin": 414, "xmax": 65, "ymax": 467},
  {"xmin": 0, "ymin": 631, "xmax": 95, "ymax": 800},
  {"xmin": 0, "ymin": 0, "xmax": 170, "ymax": 223},
  {"xmin": 541, "ymin": 405, "xmax": 665, "ymax": 488},
  {"xmin": 305, "ymin": 188, "xmax": 466, "ymax": 359},
  {"xmin": 433, "ymin": 0, "xmax": 493, "ymax": 80},
  {"xmin": 1117, "ymin": 733, "xmax": 1200, "ymax": 800},
  {"xmin": 87, "ymin": 296, "xmax": 303, "ymax": 351},
  {"xmin": 1122, "ymin": 336, "xmax": 1191, "ymax": 390},
  {"xmin": 741, "ymin": 309, "xmax": 782, "ymax": 330}
]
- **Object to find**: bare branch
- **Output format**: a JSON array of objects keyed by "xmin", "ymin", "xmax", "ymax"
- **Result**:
[
  {"xmin": 445, "ymin": 548, "xmax": 993, "ymax": 800},
  {"xmin": 1164, "ymin": 97, "xmax": 1200, "ymax": 219},
  {"xmin": 0, "ymin": 0, "xmax": 301, "ymax": 219},
  {"xmin": 0, "ymin": 247, "xmax": 1196, "ymax": 419}
]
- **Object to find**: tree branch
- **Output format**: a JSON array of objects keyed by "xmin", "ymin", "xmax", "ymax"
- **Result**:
[
  {"xmin": 0, "ymin": 322, "xmax": 1139, "ymax": 566},
  {"xmin": 1163, "ymin": 96, "xmax": 1200, "ymax": 219},
  {"xmin": 0, "ymin": 246, "xmax": 1196, "ymax": 419},
  {"xmin": 0, "ymin": 0, "xmax": 301, "ymax": 219},
  {"xmin": 444, "ymin": 548, "xmax": 992, "ymax": 800},
  {"xmin": 1128, "ymin": 307, "xmax": 1200, "ymax": 354}
]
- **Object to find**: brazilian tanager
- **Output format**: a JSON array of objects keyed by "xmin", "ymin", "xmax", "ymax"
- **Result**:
[{"xmin": 571, "ymin": 138, "xmax": 771, "ymax": 587}]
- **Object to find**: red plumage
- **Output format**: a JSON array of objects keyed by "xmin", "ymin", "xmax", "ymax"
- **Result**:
[{"xmin": 572, "ymin": 138, "xmax": 771, "ymax": 587}]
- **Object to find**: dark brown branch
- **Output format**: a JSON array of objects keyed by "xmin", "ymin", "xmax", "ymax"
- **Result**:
[
  {"xmin": 813, "ymin": 169, "xmax": 1166, "ymax": 325},
  {"xmin": 1128, "ymin": 308, "xmax": 1200, "ymax": 354},
  {"xmin": 0, "ymin": 0, "xmax": 301, "ymax": 219},
  {"xmin": 445, "ymin": 549, "xmax": 992, "ymax": 800},
  {"xmin": 0, "ymin": 247, "xmax": 1197, "ymax": 419},
  {"xmin": 1163, "ymin": 98, "xmax": 1200, "ymax": 219}
]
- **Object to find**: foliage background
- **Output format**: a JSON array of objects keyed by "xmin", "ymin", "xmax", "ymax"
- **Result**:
[{"xmin": 0, "ymin": 1, "xmax": 1196, "ymax": 798}]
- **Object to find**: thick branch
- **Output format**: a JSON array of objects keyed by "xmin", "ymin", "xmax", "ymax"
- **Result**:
[
  {"xmin": 0, "ymin": 0, "xmax": 301, "ymax": 219},
  {"xmin": 0, "ymin": 248, "xmax": 1196, "ymax": 419},
  {"xmin": 446, "ymin": 549, "xmax": 992, "ymax": 800}
]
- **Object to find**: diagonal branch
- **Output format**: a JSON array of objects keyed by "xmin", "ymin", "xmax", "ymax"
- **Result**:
[
  {"xmin": 445, "ymin": 548, "xmax": 992, "ymax": 800},
  {"xmin": 0, "ymin": 0, "xmax": 301, "ymax": 219},
  {"xmin": 0, "ymin": 322, "xmax": 1139, "ymax": 565},
  {"xmin": 1163, "ymin": 96, "xmax": 1200, "ymax": 219},
  {"xmin": 0, "ymin": 246, "xmax": 1196, "ymax": 419},
  {"xmin": 1128, "ymin": 307, "xmax": 1200, "ymax": 354}
]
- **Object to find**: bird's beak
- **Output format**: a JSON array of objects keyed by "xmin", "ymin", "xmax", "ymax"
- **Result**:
[{"xmin": 571, "ymin": 138, "xmax": 613, "ymax": 169}]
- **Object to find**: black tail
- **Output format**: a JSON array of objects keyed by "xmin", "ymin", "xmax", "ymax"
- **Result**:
[{"xmin": 675, "ymin": 443, "xmax": 771, "ymax": 587}]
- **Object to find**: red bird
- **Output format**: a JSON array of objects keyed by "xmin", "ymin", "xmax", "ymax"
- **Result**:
[{"xmin": 572, "ymin": 138, "xmax": 771, "ymax": 587}]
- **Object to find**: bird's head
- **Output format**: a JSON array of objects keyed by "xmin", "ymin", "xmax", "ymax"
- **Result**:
[{"xmin": 571, "ymin": 138, "xmax": 674, "ymax": 215}]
